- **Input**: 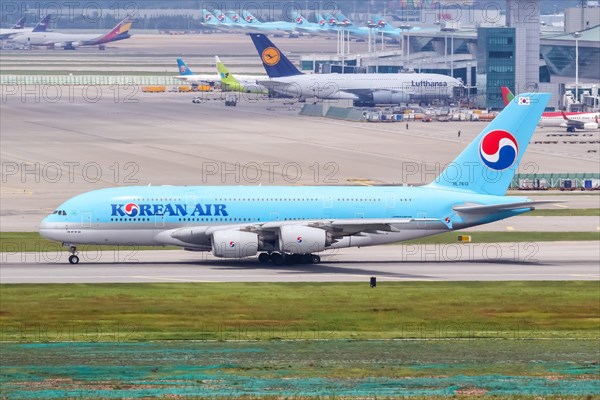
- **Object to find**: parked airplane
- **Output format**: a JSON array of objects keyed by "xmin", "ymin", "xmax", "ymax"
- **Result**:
[
  {"xmin": 175, "ymin": 58, "xmax": 267, "ymax": 89},
  {"xmin": 216, "ymin": 56, "xmax": 267, "ymax": 94},
  {"xmin": 174, "ymin": 58, "xmax": 220, "ymax": 86},
  {"xmin": 249, "ymin": 33, "xmax": 462, "ymax": 105},
  {"xmin": 40, "ymin": 92, "xmax": 553, "ymax": 265},
  {"xmin": 240, "ymin": 10, "xmax": 299, "ymax": 36},
  {"xmin": 502, "ymin": 87, "xmax": 599, "ymax": 131},
  {"xmin": 10, "ymin": 16, "xmax": 133, "ymax": 50},
  {"xmin": 199, "ymin": 9, "xmax": 223, "ymax": 30},
  {"xmin": 290, "ymin": 11, "xmax": 330, "ymax": 36},
  {"xmin": 0, "ymin": 15, "xmax": 51, "ymax": 40}
]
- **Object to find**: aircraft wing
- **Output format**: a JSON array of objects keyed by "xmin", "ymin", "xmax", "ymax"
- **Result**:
[
  {"xmin": 453, "ymin": 200, "xmax": 560, "ymax": 214},
  {"xmin": 164, "ymin": 217, "xmax": 451, "ymax": 248},
  {"xmin": 256, "ymin": 79, "xmax": 291, "ymax": 92},
  {"xmin": 561, "ymin": 111, "xmax": 587, "ymax": 129}
]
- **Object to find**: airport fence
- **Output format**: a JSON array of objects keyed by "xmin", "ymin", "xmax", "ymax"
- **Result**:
[
  {"xmin": 510, "ymin": 173, "xmax": 600, "ymax": 190},
  {"xmin": 0, "ymin": 75, "xmax": 181, "ymax": 86}
]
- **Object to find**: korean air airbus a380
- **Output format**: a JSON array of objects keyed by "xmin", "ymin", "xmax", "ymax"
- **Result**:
[{"xmin": 40, "ymin": 92, "xmax": 553, "ymax": 264}]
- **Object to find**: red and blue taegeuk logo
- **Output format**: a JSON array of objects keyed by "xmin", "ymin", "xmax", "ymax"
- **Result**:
[
  {"xmin": 479, "ymin": 130, "xmax": 519, "ymax": 171},
  {"xmin": 124, "ymin": 203, "xmax": 139, "ymax": 217}
]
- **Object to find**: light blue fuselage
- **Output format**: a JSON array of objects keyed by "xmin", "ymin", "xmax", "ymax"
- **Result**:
[{"xmin": 40, "ymin": 185, "xmax": 530, "ymax": 250}]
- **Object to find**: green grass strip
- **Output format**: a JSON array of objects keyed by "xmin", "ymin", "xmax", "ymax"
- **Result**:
[
  {"xmin": 0, "ymin": 282, "xmax": 598, "ymax": 341},
  {"xmin": 524, "ymin": 208, "xmax": 600, "ymax": 216}
]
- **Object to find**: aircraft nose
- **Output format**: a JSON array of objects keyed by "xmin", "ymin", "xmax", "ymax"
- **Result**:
[{"xmin": 38, "ymin": 217, "xmax": 62, "ymax": 241}]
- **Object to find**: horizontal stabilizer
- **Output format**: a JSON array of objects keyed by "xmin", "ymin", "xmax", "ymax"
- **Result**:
[{"xmin": 453, "ymin": 200, "xmax": 561, "ymax": 214}]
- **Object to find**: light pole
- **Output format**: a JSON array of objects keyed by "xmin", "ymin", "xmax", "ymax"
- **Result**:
[
  {"xmin": 441, "ymin": 26, "xmax": 456, "ymax": 77},
  {"xmin": 450, "ymin": 30, "xmax": 455, "ymax": 78},
  {"xmin": 466, "ymin": 62, "xmax": 471, "ymax": 105},
  {"xmin": 366, "ymin": 21, "xmax": 377, "ymax": 57},
  {"xmin": 573, "ymin": 31, "xmax": 581, "ymax": 104},
  {"xmin": 336, "ymin": 21, "xmax": 352, "ymax": 73}
]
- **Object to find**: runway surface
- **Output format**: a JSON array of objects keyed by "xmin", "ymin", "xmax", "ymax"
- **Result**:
[{"xmin": 1, "ymin": 242, "xmax": 598, "ymax": 283}]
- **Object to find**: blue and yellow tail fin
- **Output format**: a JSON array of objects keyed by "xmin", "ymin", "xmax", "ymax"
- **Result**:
[
  {"xmin": 428, "ymin": 92, "xmax": 550, "ymax": 196},
  {"xmin": 249, "ymin": 33, "xmax": 303, "ymax": 78}
]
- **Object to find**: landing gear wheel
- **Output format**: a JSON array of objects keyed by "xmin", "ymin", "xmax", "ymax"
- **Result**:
[
  {"xmin": 286, "ymin": 254, "xmax": 301, "ymax": 265},
  {"xmin": 311, "ymin": 254, "xmax": 321, "ymax": 264},
  {"xmin": 300, "ymin": 254, "xmax": 313, "ymax": 264},
  {"xmin": 258, "ymin": 253, "xmax": 270, "ymax": 263},
  {"xmin": 68, "ymin": 245, "xmax": 79, "ymax": 264},
  {"xmin": 271, "ymin": 253, "xmax": 284, "ymax": 266}
]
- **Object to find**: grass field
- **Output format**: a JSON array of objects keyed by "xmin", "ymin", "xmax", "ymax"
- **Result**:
[
  {"xmin": 1, "ymin": 282, "xmax": 598, "ymax": 341},
  {"xmin": 526, "ymin": 208, "xmax": 600, "ymax": 216},
  {"xmin": 2, "ymin": 231, "xmax": 598, "ymax": 252},
  {"xmin": 1, "ymin": 283, "xmax": 598, "ymax": 398}
]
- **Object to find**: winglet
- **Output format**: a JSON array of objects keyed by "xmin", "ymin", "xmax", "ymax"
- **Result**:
[{"xmin": 560, "ymin": 111, "xmax": 570, "ymax": 121}]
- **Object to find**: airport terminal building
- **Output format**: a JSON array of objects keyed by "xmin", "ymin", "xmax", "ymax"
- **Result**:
[{"xmin": 301, "ymin": 2, "xmax": 600, "ymax": 110}]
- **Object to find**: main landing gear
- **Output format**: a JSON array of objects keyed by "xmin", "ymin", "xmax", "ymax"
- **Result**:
[
  {"xmin": 68, "ymin": 245, "xmax": 79, "ymax": 264},
  {"xmin": 258, "ymin": 252, "xmax": 321, "ymax": 265}
]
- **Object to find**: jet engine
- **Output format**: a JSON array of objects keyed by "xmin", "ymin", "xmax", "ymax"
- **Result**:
[
  {"xmin": 583, "ymin": 122, "xmax": 599, "ymax": 130},
  {"xmin": 279, "ymin": 225, "xmax": 332, "ymax": 254},
  {"xmin": 211, "ymin": 230, "xmax": 259, "ymax": 258},
  {"xmin": 370, "ymin": 91, "xmax": 410, "ymax": 105}
]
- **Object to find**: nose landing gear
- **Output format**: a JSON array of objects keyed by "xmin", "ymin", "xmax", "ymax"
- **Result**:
[{"xmin": 68, "ymin": 245, "xmax": 79, "ymax": 264}]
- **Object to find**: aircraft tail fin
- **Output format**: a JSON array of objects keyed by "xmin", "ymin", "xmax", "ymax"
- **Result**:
[
  {"xmin": 290, "ymin": 11, "xmax": 305, "ymax": 25},
  {"xmin": 225, "ymin": 10, "xmax": 243, "ymax": 24},
  {"xmin": 32, "ymin": 15, "xmax": 52, "ymax": 32},
  {"xmin": 242, "ymin": 11, "xmax": 261, "ymax": 24},
  {"xmin": 249, "ymin": 33, "xmax": 303, "ymax": 78},
  {"xmin": 177, "ymin": 58, "xmax": 194, "ymax": 76},
  {"xmin": 371, "ymin": 15, "xmax": 388, "ymax": 29},
  {"xmin": 96, "ymin": 16, "xmax": 133, "ymax": 43},
  {"xmin": 200, "ymin": 9, "xmax": 217, "ymax": 24},
  {"xmin": 11, "ymin": 16, "xmax": 26, "ymax": 29},
  {"xmin": 215, "ymin": 55, "xmax": 240, "ymax": 89},
  {"xmin": 501, "ymin": 86, "xmax": 515, "ymax": 107},
  {"xmin": 315, "ymin": 13, "xmax": 327, "ymax": 27},
  {"xmin": 427, "ymin": 92, "xmax": 550, "ymax": 196}
]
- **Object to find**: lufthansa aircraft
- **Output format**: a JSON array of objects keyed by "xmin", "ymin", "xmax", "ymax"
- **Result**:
[
  {"xmin": 40, "ymin": 92, "xmax": 553, "ymax": 264},
  {"xmin": 249, "ymin": 33, "xmax": 462, "ymax": 105}
]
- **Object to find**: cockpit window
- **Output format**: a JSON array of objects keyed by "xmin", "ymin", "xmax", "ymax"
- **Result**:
[{"xmin": 53, "ymin": 210, "xmax": 67, "ymax": 216}]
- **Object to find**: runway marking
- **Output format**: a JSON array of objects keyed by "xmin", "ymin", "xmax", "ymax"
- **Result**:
[
  {"xmin": 569, "ymin": 274, "xmax": 600, "ymax": 279},
  {"xmin": 506, "ymin": 226, "xmax": 514, "ymax": 231},
  {"xmin": 554, "ymin": 204, "xmax": 569, "ymax": 208},
  {"xmin": 129, "ymin": 275, "xmax": 217, "ymax": 283},
  {"xmin": 0, "ymin": 186, "xmax": 33, "ymax": 195}
]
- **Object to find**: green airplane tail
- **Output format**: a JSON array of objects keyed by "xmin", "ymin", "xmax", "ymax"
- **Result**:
[{"xmin": 216, "ymin": 56, "xmax": 242, "ymax": 92}]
